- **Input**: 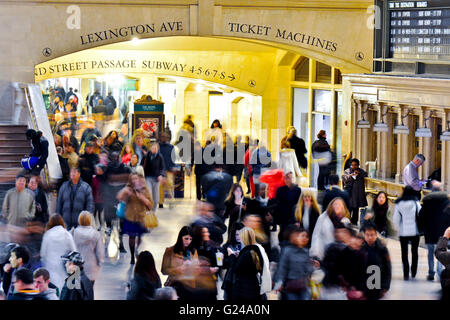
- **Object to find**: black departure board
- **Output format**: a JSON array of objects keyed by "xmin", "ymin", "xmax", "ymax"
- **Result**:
[{"xmin": 388, "ymin": 1, "xmax": 450, "ymax": 59}]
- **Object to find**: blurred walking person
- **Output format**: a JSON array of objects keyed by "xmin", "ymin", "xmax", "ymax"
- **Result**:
[
  {"xmin": 393, "ymin": 186, "xmax": 422, "ymax": 281},
  {"xmin": 117, "ymin": 173, "xmax": 153, "ymax": 264},
  {"xmin": 1, "ymin": 174, "xmax": 35, "ymax": 227},
  {"xmin": 40, "ymin": 214, "xmax": 77, "ymax": 291},
  {"xmin": 311, "ymin": 130, "xmax": 331, "ymax": 191},
  {"xmin": 72, "ymin": 211, "xmax": 104, "ymax": 288},
  {"xmin": 141, "ymin": 142, "xmax": 166, "ymax": 212},
  {"xmin": 127, "ymin": 251, "xmax": 162, "ymax": 300},
  {"xmin": 294, "ymin": 189, "xmax": 321, "ymax": 247},
  {"xmin": 342, "ymin": 158, "xmax": 368, "ymax": 226}
]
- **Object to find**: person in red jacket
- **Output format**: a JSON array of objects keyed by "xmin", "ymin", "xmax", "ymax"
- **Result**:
[{"xmin": 244, "ymin": 139, "xmax": 257, "ymax": 198}]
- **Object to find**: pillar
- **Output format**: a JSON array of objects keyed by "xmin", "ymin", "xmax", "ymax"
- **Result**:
[
  {"xmin": 377, "ymin": 103, "xmax": 392, "ymax": 179},
  {"xmin": 442, "ymin": 112, "xmax": 450, "ymax": 192},
  {"xmin": 421, "ymin": 109, "xmax": 436, "ymax": 179}
]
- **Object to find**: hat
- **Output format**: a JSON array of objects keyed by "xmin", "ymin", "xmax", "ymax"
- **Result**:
[
  {"xmin": 61, "ymin": 251, "xmax": 84, "ymax": 266},
  {"xmin": 86, "ymin": 141, "xmax": 95, "ymax": 148}
]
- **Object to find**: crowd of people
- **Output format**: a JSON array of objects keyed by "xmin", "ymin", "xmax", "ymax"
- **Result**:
[{"xmin": 0, "ymin": 111, "xmax": 449, "ymax": 301}]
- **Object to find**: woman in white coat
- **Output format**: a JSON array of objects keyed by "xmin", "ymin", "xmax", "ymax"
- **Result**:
[
  {"xmin": 310, "ymin": 197, "xmax": 351, "ymax": 261},
  {"xmin": 72, "ymin": 211, "xmax": 105, "ymax": 286},
  {"xmin": 278, "ymin": 140, "xmax": 304, "ymax": 185},
  {"xmin": 393, "ymin": 186, "xmax": 422, "ymax": 281},
  {"xmin": 40, "ymin": 214, "xmax": 77, "ymax": 291}
]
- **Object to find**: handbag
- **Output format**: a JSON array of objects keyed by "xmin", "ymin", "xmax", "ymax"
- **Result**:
[
  {"xmin": 144, "ymin": 210, "xmax": 158, "ymax": 229},
  {"xmin": 116, "ymin": 201, "xmax": 127, "ymax": 219},
  {"xmin": 283, "ymin": 278, "xmax": 307, "ymax": 293}
]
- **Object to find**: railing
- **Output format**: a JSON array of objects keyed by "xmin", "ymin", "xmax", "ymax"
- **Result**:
[{"xmin": 21, "ymin": 85, "xmax": 50, "ymax": 186}]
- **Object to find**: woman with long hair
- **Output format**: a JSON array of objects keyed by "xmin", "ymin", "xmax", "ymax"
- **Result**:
[
  {"xmin": 294, "ymin": 189, "xmax": 321, "ymax": 246},
  {"xmin": 117, "ymin": 173, "xmax": 153, "ymax": 264},
  {"xmin": 120, "ymin": 143, "xmax": 134, "ymax": 165},
  {"xmin": 372, "ymin": 191, "xmax": 390, "ymax": 236},
  {"xmin": 393, "ymin": 186, "xmax": 422, "ymax": 280},
  {"xmin": 226, "ymin": 227, "xmax": 266, "ymax": 300},
  {"xmin": 40, "ymin": 214, "xmax": 77, "ymax": 291},
  {"xmin": 224, "ymin": 183, "xmax": 250, "ymax": 237},
  {"xmin": 161, "ymin": 226, "xmax": 197, "ymax": 284},
  {"xmin": 103, "ymin": 130, "xmax": 123, "ymax": 154},
  {"xmin": 127, "ymin": 153, "xmax": 145, "ymax": 177},
  {"xmin": 127, "ymin": 251, "xmax": 162, "ymax": 300},
  {"xmin": 310, "ymin": 197, "xmax": 351, "ymax": 260}
]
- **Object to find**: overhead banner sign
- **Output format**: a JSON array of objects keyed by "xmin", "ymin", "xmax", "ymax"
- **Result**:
[{"xmin": 34, "ymin": 50, "xmax": 274, "ymax": 95}]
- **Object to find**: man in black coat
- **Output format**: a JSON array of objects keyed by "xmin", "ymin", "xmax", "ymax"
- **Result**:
[
  {"xmin": 360, "ymin": 223, "xmax": 391, "ymax": 300},
  {"xmin": 322, "ymin": 174, "xmax": 350, "ymax": 211},
  {"xmin": 286, "ymin": 126, "xmax": 307, "ymax": 169},
  {"xmin": 201, "ymin": 166, "xmax": 233, "ymax": 218},
  {"xmin": 141, "ymin": 143, "xmax": 166, "ymax": 212},
  {"xmin": 342, "ymin": 158, "xmax": 368, "ymax": 226},
  {"xmin": 273, "ymin": 172, "xmax": 301, "ymax": 242},
  {"xmin": 60, "ymin": 251, "xmax": 94, "ymax": 300},
  {"xmin": 312, "ymin": 130, "xmax": 332, "ymax": 191},
  {"xmin": 419, "ymin": 181, "xmax": 450, "ymax": 281},
  {"xmin": 79, "ymin": 142, "xmax": 99, "ymax": 187}
]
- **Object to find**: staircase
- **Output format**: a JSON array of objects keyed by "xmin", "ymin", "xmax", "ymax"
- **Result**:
[{"xmin": 0, "ymin": 124, "xmax": 31, "ymax": 205}]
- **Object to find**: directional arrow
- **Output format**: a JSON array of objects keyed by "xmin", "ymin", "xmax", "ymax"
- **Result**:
[{"xmin": 228, "ymin": 74, "xmax": 235, "ymax": 81}]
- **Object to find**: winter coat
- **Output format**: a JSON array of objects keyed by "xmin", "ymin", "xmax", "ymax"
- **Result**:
[
  {"xmin": 296, "ymin": 206, "xmax": 320, "ymax": 241},
  {"xmin": 287, "ymin": 135, "xmax": 307, "ymax": 169},
  {"xmin": 322, "ymin": 241, "xmax": 347, "ymax": 287},
  {"xmin": 393, "ymin": 198, "xmax": 421, "ymax": 237},
  {"xmin": 322, "ymin": 186, "xmax": 351, "ymax": 212},
  {"xmin": 273, "ymin": 185, "xmax": 301, "ymax": 226},
  {"xmin": 40, "ymin": 226, "xmax": 77, "ymax": 290},
  {"xmin": 259, "ymin": 169, "xmax": 286, "ymax": 200},
  {"xmin": 311, "ymin": 212, "xmax": 351, "ymax": 260},
  {"xmin": 56, "ymin": 179, "xmax": 94, "ymax": 230},
  {"xmin": 228, "ymin": 244, "xmax": 264, "ymax": 300},
  {"xmin": 419, "ymin": 192, "xmax": 450, "ymax": 244},
  {"xmin": 274, "ymin": 245, "xmax": 314, "ymax": 290},
  {"xmin": 161, "ymin": 246, "xmax": 199, "ymax": 288},
  {"xmin": 191, "ymin": 214, "xmax": 227, "ymax": 246},
  {"xmin": 250, "ymin": 148, "xmax": 272, "ymax": 176},
  {"xmin": 7, "ymin": 289, "xmax": 48, "ymax": 300},
  {"xmin": 141, "ymin": 152, "xmax": 166, "ymax": 178},
  {"xmin": 72, "ymin": 226, "xmax": 104, "ymax": 281},
  {"xmin": 342, "ymin": 168, "xmax": 368, "ymax": 208},
  {"xmin": 224, "ymin": 199, "xmax": 249, "ymax": 233},
  {"xmin": 41, "ymin": 286, "xmax": 59, "ymax": 300},
  {"xmin": 32, "ymin": 187, "xmax": 49, "ymax": 223},
  {"xmin": 255, "ymin": 243, "xmax": 271, "ymax": 295},
  {"xmin": 30, "ymin": 136, "xmax": 49, "ymax": 169},
  {"xmin": 121, "ymin": 186, "xmax": 153, "ymax": 224},
  {"xmin": 201, "ymin": 170, "xmax": 233, "ymax": 217},
  {"xmin": 435, "ymin": 236, "xmax": 450, "ymax": 295},
  {"xmin": 159, "ymin": 142, "xmax": 176, "ymax": 171},
  {"xmin": 126, "ymin": 274, "xmax": 162, "ymax": 300},
  {"xmin": 79, "ymin": 153, "xmax": 99, "ymax": 186},
  {"xmin": 360, "ymin": 239, "xmax": 392, "ymax": 300},
  {"xmin": 278, "ymin": 149, "xmax": 302, "ymax": 183},
  {"xmin": 1, "ymin": 188, "xmax": 35, "ymax": 227},
  {"xmin": 60, "ymin": 269, "xmax": 94, "ymax": 300}
]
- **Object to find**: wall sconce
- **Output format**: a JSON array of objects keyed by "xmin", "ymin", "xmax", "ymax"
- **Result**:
[
  {"xmin": 415, "ymin": 110, "xmax": 433, "ymax": 138},
  {"xmin": 393, "ymin": 108, "xmax": 411, "ymax": 134},
  {"xmin": 356, "ymin": 103, "xmax": 371, "ymax": 129},
  {"xmin": 373, "ymin": 106, "xmax": 390, "ymax": 132},
  {"xmin": 440, "ymin": 121, "xmax": 450, "ymax": 141}
]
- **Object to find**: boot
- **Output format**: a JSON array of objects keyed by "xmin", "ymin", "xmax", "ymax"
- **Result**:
[{"xmin": 119, "ymin": 235, "xmax": 127, "ymax": 253}]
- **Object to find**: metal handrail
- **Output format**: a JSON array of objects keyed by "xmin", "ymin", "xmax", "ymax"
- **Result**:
[{"xmin": 22, "ymin": 86, "xmax": 50, "ymax": 186}]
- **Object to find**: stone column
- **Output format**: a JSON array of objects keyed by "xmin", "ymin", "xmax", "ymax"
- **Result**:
[
  {"xmin": 417, "ymin": 108, "xmax": 425, "ymax": 180},
  {"xmin": 377, "ymin": 104, "xmax": 392, "ymax": 179},
  {"xmin": 442, "ymin": 112, "xmax": 450, "ymax": 192},
  {"xmin": 398, "ymin": 108, "xmax": 413, "ymax": 183},
  {"xmin": 421, "ymin": 109, "xmax": 436, "ymax": 180},
  {"xmin": 360, "ymin": 103, "xmax": 371, "ymax": 171},
  {"xmin": 354, "ymin": 100, "xmax": 364, "ymax": 163}
]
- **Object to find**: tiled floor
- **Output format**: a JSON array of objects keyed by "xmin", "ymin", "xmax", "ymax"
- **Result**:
[{"xmin": 93, "ymin": 198, "xmax": 442, "ymax": 300}]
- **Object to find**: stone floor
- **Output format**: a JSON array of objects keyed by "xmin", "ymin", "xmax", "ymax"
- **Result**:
[{"xmin": 93, "ymin": 196, "xmax": 442, "ymax": 300}]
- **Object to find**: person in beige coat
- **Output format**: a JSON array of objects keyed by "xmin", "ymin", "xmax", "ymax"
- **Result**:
[
  {"xmin": 1, "ymin": 174, "xmax": 35, "ymax": 227},
  {"xmin": 278, "ymin": 140, "xmax": 304, "ymax": 186},
  {"xmin": 72, "ymin": 211, "xmax": 104, "ymax": 287}
]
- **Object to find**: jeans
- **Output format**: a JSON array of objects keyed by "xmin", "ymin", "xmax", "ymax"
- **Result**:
[
  {"xmin": 427, "ymin": 243, "xmax": 443, "ymax": 278},
  {"xmin": 145, "ymin": 177, "xmax": 160, "ymax": 212},
  {"xmin": 399, "ymin": 236, "xmax": 420, "ymax": 279},
  {"xmin": 284, "ymin": 289, "xmax": 311, "ymax": 300}
]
